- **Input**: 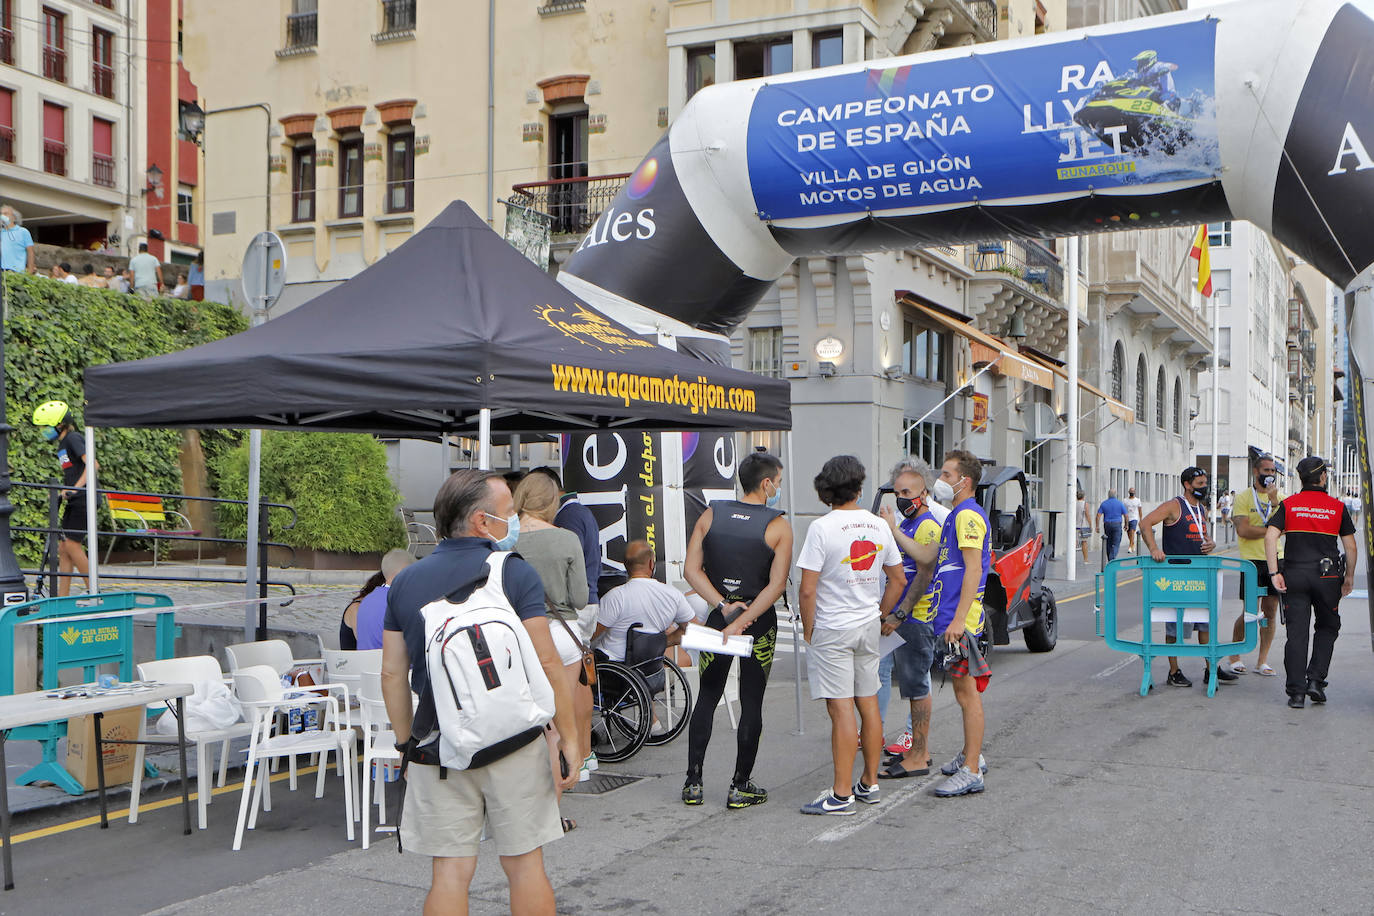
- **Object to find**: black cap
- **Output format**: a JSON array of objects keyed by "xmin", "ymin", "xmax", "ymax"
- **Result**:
[
  {"xmin": 1296, "ymin": 456, "xmax": 1328, "ymax": 483},
  {"xmin": 1181, "ymin": 466, "xmax": 1206, "ymax": 484}
]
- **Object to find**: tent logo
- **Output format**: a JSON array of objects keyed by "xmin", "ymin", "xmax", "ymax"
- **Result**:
[
  {"xmin": 626, "ymin": 158, "xmax": 659, "ymax": 200},
  {"xmin": 535, "ymin": 303, "xmax": 655, "ymax": 354}
]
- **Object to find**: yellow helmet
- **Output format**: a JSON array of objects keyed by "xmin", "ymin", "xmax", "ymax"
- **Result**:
[
  {"xmin": 31, "ymin": 400, "xmax": 71, "ymax": 427},
  {"xmin": 1134, "ymin": 50, "xmax": 1158, "ymax": 67}
]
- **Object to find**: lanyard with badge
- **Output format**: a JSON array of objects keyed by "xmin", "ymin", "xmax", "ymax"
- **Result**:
[
  {"xmin": 1251, "ymin": 488, "xmax": 1273, "ymax": 524},
  {"xmin": 1181, "ymin": 498, "xmax": 1205, "ymax": 542}
]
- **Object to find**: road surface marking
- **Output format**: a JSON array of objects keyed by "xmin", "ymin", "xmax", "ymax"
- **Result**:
[
  {"xmin": 8, "ymin": 764, "xmax": 322, "ymax": 846},
  {"xmin": 812, "ymin": 771, "xmax": 944, "ymax": 842},
  {"xmin": 1093, "ymin": 655, "xmax": 1140, "ymax": 679}
]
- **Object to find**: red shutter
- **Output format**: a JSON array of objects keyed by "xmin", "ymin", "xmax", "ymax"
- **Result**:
[
  {"xmin": 0, "ymin": 89, "xmax": 12, "ymax": 129},
  {"xmin": 93, "ymin": 117, "xmax": 113, "ymax": 155},
  {"xmin": 43, "ymin": 102, "xmax": 64, "ymax": 142}
]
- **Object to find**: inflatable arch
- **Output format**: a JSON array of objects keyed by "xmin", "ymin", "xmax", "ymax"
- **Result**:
[{"xmin": 562, "ymin": 0, "xmax": 1374, "ymax": 621}]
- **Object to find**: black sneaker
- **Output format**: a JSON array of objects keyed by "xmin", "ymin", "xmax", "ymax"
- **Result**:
[
  {"xmin": 726, "ymin": 781, "xmax": 768, "ymax": 809},
  {"xmin": 1287, "ymin": 693, "xmax": 1305, "ymax": 709},
  {"xmin": 1210, "ymin": 665, "xmax": 1238, "ymax": 683},
  {"xmin": 682, "ymin": 782, "xmax": 704, "ymax": 806},
  {"xmin": 1166, "ymin": 669, "xmax": 1192, "ymax": 688},
  {"xmin": 1306, "ymin": 679, "xmax": 1327, "ymax": 704}
]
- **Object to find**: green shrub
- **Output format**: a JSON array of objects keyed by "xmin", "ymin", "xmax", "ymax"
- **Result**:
[
  {"xmin": 212, "ymin": 431, "xmax": 406, "ymax": 554},
  {"xmin": 2, "ymin": 273, "xmax": 248, "ymax": 564}
]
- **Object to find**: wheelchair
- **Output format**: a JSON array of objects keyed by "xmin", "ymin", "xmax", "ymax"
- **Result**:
[{"xmin": 589, "ymin": 624, "xmax": 694, "ymax": 763}]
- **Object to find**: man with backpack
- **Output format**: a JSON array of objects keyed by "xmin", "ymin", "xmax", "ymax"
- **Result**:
[{"xmin": 381, "ymin": 469, "xmax": 579, "ymax": 916}]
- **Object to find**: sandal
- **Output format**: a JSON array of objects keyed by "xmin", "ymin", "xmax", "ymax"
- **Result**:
[
  {"xmin": 561, "ymin": 817, "xmax": 577, "ymax": 833},
  {"xmin": 1255, "ymin": 663, "xmax": 1277, "ymax": 676},
  {"xmin": 1228, "ymin": 661, "xmax": 1247, "ymax": 675}
]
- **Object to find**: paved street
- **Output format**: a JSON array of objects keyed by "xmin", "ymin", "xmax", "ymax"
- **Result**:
[{"xmin": 5, "ymin": 562, "xmax": 1374, "ymax": 915}]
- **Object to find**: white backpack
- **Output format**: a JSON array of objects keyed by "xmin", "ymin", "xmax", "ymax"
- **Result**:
[{"xmin": 419, "ymin": 552, "xmax": 555, "ymax": 769}]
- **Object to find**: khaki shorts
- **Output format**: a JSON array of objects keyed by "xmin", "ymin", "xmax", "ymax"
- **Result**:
[
  {"xmin": 807, "ymin": 619, "xmax": 881, "ymax": 700},
  {"xmin": 398, "ymin": 736, "xmax": 562, "ymax": 858}
]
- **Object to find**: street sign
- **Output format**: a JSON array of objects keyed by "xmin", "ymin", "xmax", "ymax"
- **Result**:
[{"xmin": 240, "ymin": 231, "xmax": 287, "ymax": 312}]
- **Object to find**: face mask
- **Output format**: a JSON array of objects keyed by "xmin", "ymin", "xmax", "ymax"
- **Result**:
[
  {"xmin": 1191, "ymin": 486, "xmax": 1209, "ymax": 502},
  {"xmin": 895, "ymin": 495, "xmax": 922, "ymax": 518},
  {"xmin": 765, "ymin": 479, "xmax": 782, "ymax": 509},
  {"xmin": 1256, "ymin": 473, "xmax": 1276, "ymax": 489},
  {"xmin": 40, "ymin": 427, "xmax": 58, "ymax": 442},
  {"xmin": 486, "ymin": 512, "xmax": 520, "ymax": 551},
  {"xmin": 0, "ymin": 215, "xmax": 9, "ymax": 228},
  {"xmin": 932, "ymin": 479, "xmax": 955, "ymax": 504}
]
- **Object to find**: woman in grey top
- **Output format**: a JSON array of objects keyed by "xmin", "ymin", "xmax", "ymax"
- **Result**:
[{"xmin": 514, "ymin": 473, "xmax": 595, "ymax": 797}]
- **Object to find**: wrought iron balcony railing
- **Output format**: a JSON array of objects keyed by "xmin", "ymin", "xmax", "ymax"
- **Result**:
[
  {"xmin": 0, "ymin": 28, "xmax": 13, "ymax": 65},
  {"xmin": 381, "ymin": 0, "xmax": 416, "ymax": 33},
  {"xmin": 284, "ymin": 11, "xmax": 317, "ymax": 50},
  {"xmin": 43, "ymin": 139, "xmax": 66, "ymax": 176},
  {"xmin": 92, "ymin": 62, "xmax": 114, "ymax": 99},
  {"xmin": 0, "ymin": 126, "xmax": 13, "ymax": 163},
  {"xmin": 43, "ymin": 45, "xmax": 66, "ymax": 82},
  {"xmin": 967, "ymin": 238, "xmax": 1064, "ymax": 302},
  {"xmin": 510, "ymin": 171, "xmax": 630, "ymax": 236},
  {"xmin": 92, "ymin": 153, "xmax": 116, "ymax": 188}
]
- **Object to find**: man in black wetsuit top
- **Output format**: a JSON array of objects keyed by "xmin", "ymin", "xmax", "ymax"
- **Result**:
[{"xmin": 682, "ymin": 451, "xmax": 793, "ymax": 809}]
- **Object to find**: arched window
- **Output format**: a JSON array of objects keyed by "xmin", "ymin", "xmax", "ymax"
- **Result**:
[
  {"xmin": 1173, "ymin": 377, "xmax": 1183, "ymax": 435},
  {"xmin": 1135, "ymin": 355, "xmax": 1147, "ymax": 423},
  {"xmin": 1111, "ymin": 342, "xmax": 1125, "ymax": 401},
  {"xmin": 1156, "ymin": 367, "xmax": 1166, "ymax": 429}
]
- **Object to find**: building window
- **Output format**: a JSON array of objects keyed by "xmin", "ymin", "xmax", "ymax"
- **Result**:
[
  {"xmin": 686, "ymin": 46, "xmax": 715, "ymax": 101},
  {"xmin": 291, "ymin": 142, "xmax": 315, "ymax": 222},
  {"xmin": 92, "ymin": 27, "xmax": 114, "ymax": 98},
  {"xmin": 734, "ymin": 37, "xmax": 792, "ymax": 80},
  {"xmin": 42, "ymin": 6, "xmax": 65, "ymax": 82},
  {"xmin": 42, "ymin": 101, "xmax": 65, "ymax": 175},
  {"xmin": 1110, "ymin": 341, "xmax": 1124, "ymax": 401},
  {"xmin": 1173, "ymin": 377, "xmax": 1183, "ymax": 435},
  {"xmin": 0, "ymin": 88, "xmax": 12, "ymax": 163},
  {"xmin": 386, "ymin": 129, "xmax": 414, "ymax": 214},
  {"xmin": 902, "ymin": 321, "xmax": 946, "ymax": 381},
  {"xmin": 338, "ymin": 135, "xmax": 363, "ymax": 218},
  {"xmin": 1217, "ymin": 327, "xmax": 1231, "ymax": 367},
  {"xmin": 904, "ymin": 419, "xmax": 944, "ymax": 469},
  {"xmin": 1023, "ymin": 439, "xmax": 1044, "ymax": 508},
  {"xmin": 381, "ymin": 0, "xmax": 416, "ymax": 33},
  {"xmin": 548, "ymin": 109, "xmax": 588, "ymax": 233},
  {"xmin": 812, "ymin": 29, "xmax": 843, "ymax": 69},
  {"xmin": 748, "ymin": 327, "xmax": 783, "ymax": 378},
  {"xmin": 92, "ymin": 116, "xmax": 114, "ymax": 187},
  {"xmin": 1, "ymin": 0, "xmax": 13, "ymax": 66},
  {"xmin": 1208, "ymin": 221, "xmax": 1232, "ymax": 247},
  {"xmin": 286, "ymin": 0, "xmax": 318, "ymax": 49},
  {"xmin": 1155, "ymin": 366, "xmax": 1166, "ymax": 429},
  {"xmin": 1134, "ymin": 355, "xmax": 1147, "ymax": 423},
  {"xmin": 177, "ymin": 185, "xmax": 194, "ymax": 224}
]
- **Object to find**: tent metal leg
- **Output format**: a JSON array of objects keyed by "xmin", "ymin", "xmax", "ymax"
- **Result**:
[
  {"xmin": 478, "ymin": 409, "xmax": 492, "ymax": 470},
  {"xmin": 86, "ymin": 427, "xmax": 99, "ymax": 595}
]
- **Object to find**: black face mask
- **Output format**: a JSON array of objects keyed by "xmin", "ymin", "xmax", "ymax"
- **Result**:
[
  {"xmin": 1191, "ymin": 487, "xmax": 1209, "ymax": 502},
  {"xmin": 1256, "ymin": 473, "xmax": 1276, "ymax": 489},
  {"xmin": 896, "ymin": 495, "xmax": 921, "ymax": 518}
]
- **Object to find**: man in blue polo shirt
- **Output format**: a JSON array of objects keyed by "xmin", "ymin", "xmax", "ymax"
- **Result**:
[
  {"xmin": 1096, "ymin": 489, "xmax": 1128, "ymax": 561},
  {"xmin": 1, "ymin": 205, "xmax": 36, "ymax": 274},
  {"xmin": 381, "ymin": 469, "xmax": 579, "ymax": 914}
]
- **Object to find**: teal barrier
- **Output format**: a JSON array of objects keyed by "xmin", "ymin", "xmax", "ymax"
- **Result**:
[
  {"xmin": 1095, "ymin": 556, "xmax": 1265, "ymax": 698},
  {"xmin": 0, "ymin": 593, "xmax": 179, "ymax": 795}
]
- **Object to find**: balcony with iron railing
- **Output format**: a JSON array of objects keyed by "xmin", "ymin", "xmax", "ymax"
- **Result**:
[
  {"xmin": 379, "ymin": 0, "xmax": 416, "ymax": 35},
  {"xmin": 43, "ymin": 45, "xmax": 66, "ymax": 82},
  {"xmin": 92, "ymin": 153, "xmax": 115, "ymax": 188},
  {"xmin": 510, "ymin": 170, "xmax": 630, "ymax": 236},
  {"xmin": 277, "ymin": 11, "xmax": 317, "ymax": 56},
  {"xmin": 966, "ymin": 239, "xmax": 1064, "ymax": 302},
  {"xmin": 0, "ymin": 126, "xmax": 13, "ymax": 163},
  {"xmin": 92, "ymin": 62, "xmax": 114, "ymax": 99},
  {"xmin": 1, "ymin": 27, "xmax": 13, "ymax": 65},
  {"xmin": 43, "ymin": 140, "xmax": 66, "ymax": 176}
]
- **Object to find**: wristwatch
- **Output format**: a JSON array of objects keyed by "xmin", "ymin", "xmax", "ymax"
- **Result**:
[{"xmin": 713, "ymin": 600, "xmax": 727, "ymax": 615}]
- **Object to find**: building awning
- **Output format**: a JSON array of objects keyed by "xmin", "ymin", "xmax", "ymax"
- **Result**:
[
  {"xmin": 902, "ymin": 297, "xmax": 1054, "ymax": 391},
  {"xmin": 1019, "ymin": 351, "xmax": 1136, "ymax": 424}
]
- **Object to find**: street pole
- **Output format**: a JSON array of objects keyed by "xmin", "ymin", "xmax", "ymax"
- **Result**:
[
  {"xmin": 85, "ymin": 428, "xmax": 98, "ymax": 595},
  {"xmin": 243, "ymin": 236, "xmax": 271, "ymax": 641},
  {"xmin": 1066, "ymin": 238, "xmax": 1078, "ymax": 581},
  {"xmin": 0, "ymin": 277, "xmax": 28, "ymax": 610},
  {"xmin": 1210, "ymin": 289, "xmax": 1219, "ymax": 538}
]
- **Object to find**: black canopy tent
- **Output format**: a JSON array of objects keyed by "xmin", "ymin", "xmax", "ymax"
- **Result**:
[{"xmin": 84, "ymin": 201, "xmax": 790, "ymax": 436}]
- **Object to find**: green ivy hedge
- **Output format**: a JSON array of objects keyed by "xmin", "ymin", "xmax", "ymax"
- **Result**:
[
  {"xmin": 2, "ymin": 272, "xmax": 248, "ymax": 564},
  {"xmin": 212, "ymin": 431, "xmax": 406, "ymax": 555}
]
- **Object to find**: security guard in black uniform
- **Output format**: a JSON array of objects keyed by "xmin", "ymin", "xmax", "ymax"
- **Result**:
[{"xmin": 1264, "ymin": 456, "xmax": 1357, "ymax": 709}]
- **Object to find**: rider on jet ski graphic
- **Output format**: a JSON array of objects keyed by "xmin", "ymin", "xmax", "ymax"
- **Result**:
[{"xmin": 1075, "ymin": 49, "xmax": 1201, "ymax": 156}]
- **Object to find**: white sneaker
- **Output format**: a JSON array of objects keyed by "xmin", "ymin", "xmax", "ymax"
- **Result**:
[
  {"xmin": 584, "ymin": 752, "xmax": 598, "ymax": 772},
  {"xmin": 933, "ymin": 766, "xmax": 985, "ymax": 797},
  {"xmin": 578, "ymin": 762, "xmax": 591, "ymax": 782},
  {"xmin": 940, "ymin": 752, "xmax": 988, "ymax": 776}
]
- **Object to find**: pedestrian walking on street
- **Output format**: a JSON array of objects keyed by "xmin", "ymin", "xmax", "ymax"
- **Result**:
[
  {"xmin": 929, "ymin": 450, "xmax": 994, "ymax": 797},
  {"xmin": 1076, "ymin": 488, "xmax": 1091, "ymax": 563},
  {"xmin": 875, "ymin": 456, "xmax": 948, "ymax": 777},
  {"xmin": 128, "ymin": 242, "xmax": 162, "ymax": 298},
  {"xmin": 1227, "ymin": 454, "xmax": 1282, "ymax": 676},
  {"xmin": 1139, "ymin": 466, "xmax": 1237, "ymax": 688},
  {"xmin": 1264, "ymin": 457, "xmax": 1356, "ymax": 709},
  {"xmin": 379, "ymin": 469, "xmax": 579, "ymax": 915},
  {"xmin": 682, "ymin": 451, "xmax": 792, "ymax": 809},
  {"xmin": 1124, "ymin": 487, "xmax": 1143, "ymax": 553},
  {"xmin": 31, "ymin": 401, "xmax": 93, "ymax": 597},
  {"xmin": 797, "ymin": 455, "xmax": 904, "ymax": 815},
  {"xmin": 1219, "ymin": 490, "xmax": 1235, "ymax": 544},
  {"xmin": 1096, "ymin": 489, "xmax": 1127, "ymax": 562}
]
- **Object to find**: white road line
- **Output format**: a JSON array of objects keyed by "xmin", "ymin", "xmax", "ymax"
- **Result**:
[
  {"xmin": 812, "ymin": 771, "xmax": 944, "ymax": 842},
  {"xmin": 1093, "ymin": 655, "xmax": 1139, "ymax": 679}
]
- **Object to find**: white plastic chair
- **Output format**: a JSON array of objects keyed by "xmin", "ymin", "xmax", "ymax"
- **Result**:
[
  {"xmin": 129, "ymin": 655, "xmax": 255, "ymax": 830},
  {"xmin": 231, "ymin": 665, "xmax": 356, "ymax": 850},
  {"xmin": 358, "ymin": 670, "xmax": 402, "ymax": 849},
  {"xmin": 225, "ymin": 639, "xmax": 322, "ymax": 676},
  {"xmin": 322, "ymin": 648, "xmax": 383, "ymax": 707}
]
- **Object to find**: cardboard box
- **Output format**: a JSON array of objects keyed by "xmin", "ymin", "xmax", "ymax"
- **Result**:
[{"xmin": 65, "ymin": 706, "xmax": 145, "ymax": 791}]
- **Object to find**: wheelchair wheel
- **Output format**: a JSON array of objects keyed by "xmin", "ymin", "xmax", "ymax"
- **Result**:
[
  {"xmin": 642, "ymin": 660, "xmax": 693, "ymax": 747},
  {"xmin": 590, "ymin": 661, "xmax": 652, "ymax": 763}
]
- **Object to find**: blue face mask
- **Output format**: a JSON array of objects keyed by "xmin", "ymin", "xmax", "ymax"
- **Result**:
[
  {"xmin": 487, "ymin": 512, "xmax": 520, "ymax": 551},
  {"xmin": 765, "ymin": 478, "xmax": 782, "ymax": 508},
  {"xmin": 40, "ymin": 427, "xmax": 58, "ymax": 442}
]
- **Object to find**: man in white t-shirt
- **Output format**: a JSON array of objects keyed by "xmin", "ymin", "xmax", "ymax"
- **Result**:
[
  {"xmin": 1123, "ymin": 487, "xmax": 1143, "ymax": 554},
  {"xmin": 593, "ymin": 540, "xmax": 698, "ymax": 662},
  {"xmin": 797, "ymin": 455, "xmax": 905, "ymax": 816}
]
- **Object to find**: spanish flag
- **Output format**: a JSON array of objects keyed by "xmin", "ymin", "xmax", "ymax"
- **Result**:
[{"xmin": 1190, "ymin": 225, "xmax": 1213, "ymax": 297}]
